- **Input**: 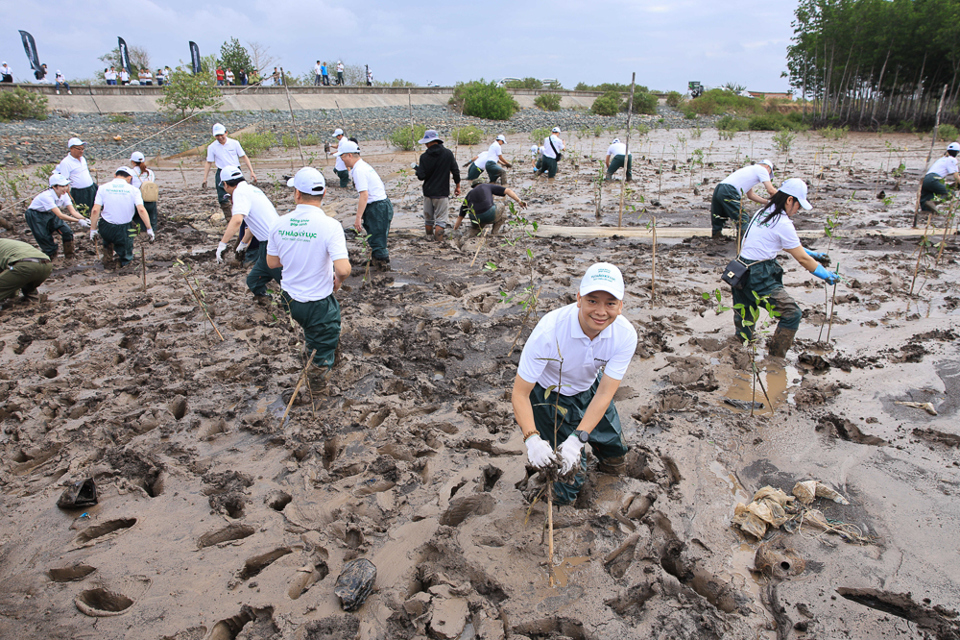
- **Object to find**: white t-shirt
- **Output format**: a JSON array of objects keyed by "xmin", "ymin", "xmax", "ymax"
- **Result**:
[
  {"xmin": 206, "ymin": 138, "xmax": 247, "ymax": 169},
  {"xmin": 28, "ymin": 189, "xmax": 71, "ymax": 212},
  {"xmin": 928, "ymin": 156, "xmax": 959, "ymax": 178},
  {"xmin": 607, "ymin": 142, "xmax": 627, "ymax": 157},
  {"xmin": 351, "ymin": 159, "xmax": 386, "ymax": 203},
  {"xmin": 130, "ymin": 166, "xmax": 155, "ymax": 189},
  {"xmin": 267, "ymin": 204, "xmax": 348, "ymax": 302},
  {"xmin": 56, "ymin": 155, "xmax": 94, "ymax": 189},
  {"xmin": 487, "ymin": 142, "xmax": 503, "ymax": 164},
  {"xmin": 105, "ymin": 70, "xmax": 117, "ymax": 81},
  {"xmin": 542, "ymin": 134, "xmax": 564, "ymax": 159},
  {"xmin": 120, "ymin": 70, "xmax": 129, "ymax": 81},
  {"xmin": 518, "ymin": 303, "xmax": 638, "ymax": 395},
  {"xmin": 334, "ymin": 136, "xmax": 348, "ymax": 172},
  {"xmin": 55, "ymin": 72, "xmax": 66, "ymax": 83},
  {"xmin": 230, "ymin": 181, "xmax": 279, "ymax": 242},
  {"xmin": 315, "ymin": 64, "xmax": 322, "ymax": 75},
  {"xmin": 721, "ymin": 164, "xmax": 771, "ymax": 193},
  {"xmin": 337, "ymin": 63, "xmax": 344, "ymax": 73},
  {"xmin": 473, "ymin": 151, "xmax": 489, "ymax": 167},
  {"xmin": 95, "ymin": 178, "xmax": 144, "ymax": 225},
  {"xmin": 740, "ymin": 209, "xmax": 802, "ymax": 262}
]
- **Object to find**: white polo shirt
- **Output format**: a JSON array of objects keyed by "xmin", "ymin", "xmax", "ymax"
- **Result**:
[
  {"xmin": 351, "ymin": 159, "xmax": 387, "ymax": 203},
  {"xmin": 95, "ymin": 178, "xmax": 144, "ymax": 224},
  {"xmin": 56, "ymin": 155, "xmax": 94, "ymax": 189},
  {"xmin": 206, "ymin": 138, "xmax": 246, "ymax": 169},
  {"xmin": 721, "ymin": 164, "xmax": 771, "ymax": 193},
  {"xmin": 607, "ymin": 142, "xmax": 627, "ymax": 157},
  {"xmin": 130, "ymin": 166, "xmax": 155, "ymax": 189},
  {"xmin": 473, "ymin": 151, "xmax": 489, "ymax": 168},
  {"xmin": 542, "ymin": 134, "xmax": 564, "ymax": 159},
  {"xmin": 334, "ymin": 136, "xmax": 348, "ymax": 172},
  {"xmin": 28, "ymin": 189, "xmax": 71, "ymax": 212},
  {"xmin": 517, "ymin": 303, "xmax": 638, "ymax": 395},
  {"xmin": 487, "ymin": 142, "xmax": 503, "ymax": 164},
  {"xmin": 267, "ymin": 204, "xmax": 348, "ymax": 302},
  {"xmin": 928, "ymin": 156, "xmax": 959, "ymax": 178},
  {"xmin": 740, "ymin": 209, "xmax": 802, "ymax": 262},
  {"xmin": 230, "ymin": 181, "xmax": 279, "ymax": 242}
]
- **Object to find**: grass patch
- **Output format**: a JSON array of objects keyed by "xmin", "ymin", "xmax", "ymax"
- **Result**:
[
  {"xmin": 236, "ymin": 131, "xmax": 277, "ymax": 157},
  {"xmin": 450, "ymin": 125, "xmax": 483, "ymax": 146},
  {"xmin": 388, "ymin": 124, "xmax": 427, "ymax": 151}
]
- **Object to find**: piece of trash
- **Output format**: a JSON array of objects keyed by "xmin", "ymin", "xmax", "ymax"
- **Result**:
[
  {"xmin": 792, "ymin": 480, "xmax": 849, "ymax": 505},
  {"xmin": 894, "ymin": 401, "xmax": 938, "ymax": 416},
  {"xmin": 732, "ymin": 486, "xmax": 795, "ymax": 539},
  {"xmin": 724, "ymin": 398, "xmax": 764, "ymax": 411},
  {"xmin": 334, "ymin": 558, "xmax": 376, "ymax": 611},
  {"xmin": 57, "ymin": 479, "xmax": 98, "ymax": 509},
  {"xmin": 79, "ymin": 512, "xmax": 90, "ymax": 519}
]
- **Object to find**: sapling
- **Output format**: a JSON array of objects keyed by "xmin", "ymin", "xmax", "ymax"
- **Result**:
[
  {"xmin": 734, "ymin": 292, "xmax": 780, "ymax": 416},
  {"xmin": 174, "ymin": 259, "xmax": 224, "ymax": 341},
  {"xmin": 128, "ymin": 225, "xmax": 147, "ymax": 291}
]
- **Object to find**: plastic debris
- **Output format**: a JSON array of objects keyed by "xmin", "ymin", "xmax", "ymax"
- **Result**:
[
  {"xmin": 792, "ymin": 480, "xmax": 849, "ymax": 505},
  {"xmin": 334, "ymin": 558, "xmax": 377, "ymax": 611},
  {"xmin": 732, "ymin": 482, "xmax": 868, "ymax": 543},
  {"xmin": 894, "ymin": 401, "xmax": 938, "ymax": 416},
  {"xmin": 57, "ymin": 479, "xmax": 98, "ymax": 509}
]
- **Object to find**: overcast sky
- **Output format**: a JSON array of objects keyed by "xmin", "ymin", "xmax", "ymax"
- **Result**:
[{"xmin": 4, "ymin": 0, "xmax": 797, "ymax": 92}]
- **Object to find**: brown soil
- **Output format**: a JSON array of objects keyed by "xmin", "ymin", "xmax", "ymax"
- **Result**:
[{"xmin": 1, "ymin": 129, "xmax": 959, "ymax": 640}]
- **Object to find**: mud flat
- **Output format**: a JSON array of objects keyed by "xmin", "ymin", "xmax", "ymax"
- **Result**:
[{"xmin": 1, "ymin": 129, "xmax": 959, "ymax": 639}]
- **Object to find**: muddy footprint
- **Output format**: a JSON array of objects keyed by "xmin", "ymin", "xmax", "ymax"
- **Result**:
[
  {"xmin": 197, "ymin": 523, "xmax": 255, "ymax": 549},
  {"xmin": 74, "ymin": 518, "xmax": 137, "ymax": 545}
]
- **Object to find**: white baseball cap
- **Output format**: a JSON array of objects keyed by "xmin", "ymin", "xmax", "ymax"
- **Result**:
[
  {"xmin": 220, "ymin": 165, "xmax": 244, "ymax": 181},
  {"xmin": 580, "ymin": 263, "xmax": 625, "ymax": 300},
  {"xmin": 759, "ymin": 159, "xmax": 775, "ymax": 173},
  {"xmin": 530, "ymin": 145, "xmax": 538, "ymax": 153},
  {"xmin": 48, "ymin": 173, "xmax": 70, "ymax": 187},
  {"xmin": 130, "ymin": 151, "xmax": 145, "ymax": 163},
  {"xmin": 115, "ymin": 166, "xmax": 133, "ymax": 177},
  {"xmin": 496, "ymin": 134, "xmax": 506, "ymax": 143},
  {"xmin": 551, "ymin": 126, "xmax": 561, "ymax": 133},
  {"xmin": 335, "ymin": 140, "xmax": 360, "ymax": 156},
  {"xmin": 948, "ymin": 142, "xmax": 960, "ymax": 152},
  {"xmin": 212, "ymin": 123, "xmax": 226, "ymax": 135},
  {"xmin": 612, "ymin": 138, "xmax": 620, "ymax": 144},
  {"xmin": 67, "ymin": 137, "xmax": 85, "ymax": 148},
  {"xmin": 286, "ymin": 166, "xmax": 326, "ymax": 195},
  {"xmin": 780, "ymin": 178, "xmax": 812, "ymax": 210},
  {"xmin": 333, "ymin": 128, "xmax": 344, "ymax": 137}
]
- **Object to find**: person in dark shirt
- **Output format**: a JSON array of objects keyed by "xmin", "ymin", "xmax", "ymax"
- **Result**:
[
  {"xmin": 453, "ymin": 183, "xmax": 526, "ymax": 237},
  {"xmin": 414, "ymin": 129, "xmax": 461, "ymax": 242}
]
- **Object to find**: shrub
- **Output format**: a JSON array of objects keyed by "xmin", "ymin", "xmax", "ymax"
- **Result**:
[
  {"xmin": 685, "ymin": 88, "xmax": 762, "ymax": 117},
  {"xmin": 772, "ymin": 130, "xmax": 796, "ymax": 154},
  {"xmin": 503, "ymin": 77, "xmax": 542, "ymax": 89},
  {"xmin": 819, "ymin": 126, "xmax": 849, "ymax": 140},
  {"xmin": 0, "ymin": 88, "xmax": 48, "ymax": 121},
  {"xmin": 665, "ymin": 91, "xmax": 683, "ymax": 108},
  {"xmin": 109, "ymin": 113, "xmax": 133, "ymax": 123},
  {"xmin": 534, "ymin": 93, "xmax": 562, "ymax": 111},
  {"xmin": 530, "ymin": 127, "xmax": 551, "ymax": 144},
  {"xmin": 236, "ymin": 131, "xmax": 277, "ymax": 157},
  {"xmin": 157, "ymin": 65, "xmax": 221, "ymax": 120},
  {"xmin": 626, "ymin": 90, "xmax": 658, "ymax": 115},
  {"xmin": 747, "ymin": 112, "xmax": 807, "ymax": 132},
  {"xmin": 591, "ymin": 91, "xmax": 622, "ymax": 116},
  {"xmin": 388, "ymin": 124, "xmax": 427, "ymax": 151},
  {"xmin": 450, "ymin": 125, "xmax": 483, "ymax": 146},
  {"xmin": 449, "ymin": 81, "xmax": 519, "ymax": 121},
  {"xmin": 937, "ymin": 124, "xmax": 959, "ymax": 142}
]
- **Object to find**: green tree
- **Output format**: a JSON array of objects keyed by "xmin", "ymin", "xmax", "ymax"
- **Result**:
[
  {"xmin": 219, "ymin": 38, "xmax": 254, "ymax": 76},
  {"xmin": 449, "ymin": 80, "xmax": 519, "ymax": 120},
  {"xmin": 157, "ymin": 65, "xmax": 222, "ymax": 120},
  {"xmin": 591, "ymin": 91, "xmax": 622, "ymax": 116}
]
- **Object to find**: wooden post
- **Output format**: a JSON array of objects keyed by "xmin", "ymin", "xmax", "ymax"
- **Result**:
[
  {"xmin": 279, "ymin": 67, "xmax": 305, "ymax": 165},
  {"xmin": 618, "ymin": 72, "xmax": 636, "ymax": 228}
]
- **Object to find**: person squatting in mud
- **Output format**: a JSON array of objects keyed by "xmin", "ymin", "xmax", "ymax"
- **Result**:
[
  {"xmin": 919, "ymin": 142, "xmax": 960, "ymax": 213},
  {"xmin": 513, "ymin": 263, "xmax": 638, "ymax": 504},
  {"xmin": 452, "ymin": 183, "xmax": 526, "ymax": 237},
  {"xmin": 24, "ymin": 172, "xmax": 90, "ymax": 259},
  {"xmin": 732, "ymin": 178, "xmax": 839, "ymax": 358},
  {"xmin": 710, "ymin": 159, "xmax": 777, "ymax": 241},
  {"xmin": 214, "ymin": 166, "xmax": 282, "ymax": 304}
]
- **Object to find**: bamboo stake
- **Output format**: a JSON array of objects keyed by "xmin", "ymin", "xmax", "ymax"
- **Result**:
[
  {"xmin": 618, "ymin": 72, "xmax": 636, "ymax": 229},
  {"xmin": 140, "ymin": 242, "xmax": 146, "ymax": 291},
  {"xmin": 909, "ymin": 212, "xmax": 933, "ymax": 296},
  {"xmin": 469, "ymin": 227, "xmax": 488, "ymax": 267},
  {"xmin": 279, "ymin": 67, "xmax": 305, "ymax": 165},
  {"xmin": 279, "ymin": 349, "xmax": 317, "ymax": 430},
  {"xmin": 753, "ymin": 362, "xmax": 773, "ymax": 411},
  {"xmin": 650, "ymin": 216, "xmax": 657, "ymax": 306},
  {"xmin": 826, "ymin": 266, "xmax": 839, "ymax": 343},
  {"xmin": 914, "ymin": 85, "xmax": 947, "ymax": 227},
  {"xmin": 817, "ymin": 281, "xmax": 828, "ymax": 342},
  {"xmin": 180, "ymin": 273, "xmax": 224, "ymax": 341}
]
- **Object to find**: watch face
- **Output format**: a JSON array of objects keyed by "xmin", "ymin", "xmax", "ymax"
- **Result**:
[{"xmin": 578, "ymin": 430, "xmax": 589, "ymax": 443}]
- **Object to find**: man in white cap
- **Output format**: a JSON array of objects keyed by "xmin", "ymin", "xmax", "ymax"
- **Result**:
[
  {"xmin": 512, "ymin": 263, "xmax": 638, "ymax": 505},
  {"xmin": 89, "ymin": 167, "xmax": 155, "ymax": 267},
  {"xmin": 331, "ymin": 129, "xmax": 351, "ymax": 188},
  {"xmin": 336, "ymin": 61, "xmax": 345, "ymax": 86},
  {"xmin": 54, "ymin": 70, "xmax": 71, "ymax": 94},
  {"xmin": 414, "ymin": 129, "xmax": 461, "ymax": 241},
  {"xmin": 604, "ymin": 138, "xmax": 632, "ymax": 182},
  {"xmin": 485, "ymin": 134, "xmax": 512, "ymax": 186},
  {"xmin": 711, "ymin": 159, "xmax": 777, "ymax": 240},
  {"xmin": 56, "ymin": 138, "xmax": 97, "ymax": 214},
  {"xmin": 24, "ymin": 173, "xmax": 90, "ymax": 259},
  {"xmin": 266, "ymin": 167, "xmax": 351, "ymax": 374},
  {"xmin": 201, "ymin": 123, "xmax": 257, "ymax": 222},
  {"xmin": 920, "ymin": 142, "xmax": 960, "ymax": 213},
  {"xmin": 337, "ymin": 140, "xmax": 394, "ymax": 270},
  {"xmin": 0, "ymin": 62, "xmax": 12, "ymax": 83},
  {"xmin": 214, "ymin": 166, "xmax": 281, "ymax": 302},
  {"xmin": 536, "ymin": 126, "xmax": 564, "ymax": 179}
]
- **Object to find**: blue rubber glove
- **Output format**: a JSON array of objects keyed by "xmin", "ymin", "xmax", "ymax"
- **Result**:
[
  {"xmin": 813, "ymin": 264, "xmax": 840, "ymax": 284},
  {"xmin": 805, "ymin": 248, "xmax": 827, "ymax": 259}
]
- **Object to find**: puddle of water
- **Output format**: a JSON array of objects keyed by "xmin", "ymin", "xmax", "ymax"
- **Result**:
[
  {"xmin": 536, "ymin": 555, "xmax": 591, "ymax": 589},
  {"xmin": 728, "ymin": 543, "xmax": 762, "ymax": 601},
  {"xmin": 432, "ymin": 370, "xmax": 445, "ymax": 381},
  {"xmin": 253, "ymin": 395, "xmax": 287, "ymax": 418},
  {"xmin": 718, "ymin": 364, "xmax": 798, "ymax": 415}
]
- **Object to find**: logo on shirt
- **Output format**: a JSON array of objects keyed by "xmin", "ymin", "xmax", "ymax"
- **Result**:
[
  {"xmin": 593, "ymin": 357, "xmax": 609, "ymax": 366},
  {"xmin": 277, "ymin": 230, "xmax": 317, "ymax": 239}
]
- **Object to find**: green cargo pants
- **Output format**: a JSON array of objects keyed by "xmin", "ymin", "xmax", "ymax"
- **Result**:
[
  {"xmin": 920, "ymin": 172, "xmax": 951, "ymax": 207},
  {"xmin": 711, "ymin": 183, "xmax": 750, "ymax": 236},
  {"xmin": 606, "ymin": 154, "xmax": 633, "ymax": 181},
  {"xmin": 246, "ymin": 241, "xmax": 282, "ymax": 296},
  {"xmin": 98, "ymin": 219, "xmax": 135, "ymax": 266},
  {"xmin": 732, "ymin": 259, "xmax": 802, "ymax": 340},
  {"xmin": 25, "ymin": 209, "xmax": 74, "ymax": 258},
  {"xmin": 281, "ymin": 291, "xmax": 342, "ymax": 369},
  {"xmin": 361, "ymin": 198, "xmax": 394, "ymax": 261}
]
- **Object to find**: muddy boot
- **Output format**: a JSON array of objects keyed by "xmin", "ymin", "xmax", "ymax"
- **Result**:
[
  {"xmin": 597, "ymin": 455, "xmax": 626, "ymax": 475},
  {"xmin": 102, "ymin": 243, "xmax": 115, "ymax": 267},
  {"xmin": 424, "ymin": 225, "xmax": 435, "ymax": 241},
  {"xmin": 921, "ymin": 200, "xmax": 939, "ymax": 214},
  {"xmin": 433, "ymin": 226, "xmax": 445, "ymax": 242},
  {"xmin": 63, "ymin": 240, "xmax": 75, "ymax": 258},
  {"xmin": 220, "ymin": 201, "xmax": 233, "ymax": 223},
  {"xmin": 373, "ymin": 258, "xmax": 391, "ymax": 272},
  {"xmin": 768, "ymin": 326, "xmax": 797, "ymax": 358}
]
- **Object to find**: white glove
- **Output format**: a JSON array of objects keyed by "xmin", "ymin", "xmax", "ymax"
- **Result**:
[
  {"xmin": 524, "ymin": 434, "xmax": 556, "ymax": 468},
  {"xmin": 77, "ymin": 218, "xmax": 91, "ymax": 228},
  {"xmin": 411, "ymin": 162, "xmax": 418, "ymax": 169},
  {"xmin": 216, "ymin": 241, "xmax": 228, "ymax": 263},
  {"xmin": 558, "ymin": 433, "xmax": 585, "ymax": 474},
  {"xmin": 236, "ymin": 241, "xmax": 249, "ymax": 253},
  {"xmin": 147, "ymin": 229, "xmax": 155, "ymax": 242},
  {"xmin": 90, "ymin": 229, "xmax": 98, "ymax": 241}
]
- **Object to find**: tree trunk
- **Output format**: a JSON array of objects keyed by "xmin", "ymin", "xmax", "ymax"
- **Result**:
[{"xmin": 870, "ymin": 47, "xmax": 892, "ymax": 125}]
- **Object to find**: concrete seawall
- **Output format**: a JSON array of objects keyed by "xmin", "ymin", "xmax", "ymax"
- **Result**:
[{"xmin": 1, "ymin": 85, "xmax": 605, "ymax": 114}]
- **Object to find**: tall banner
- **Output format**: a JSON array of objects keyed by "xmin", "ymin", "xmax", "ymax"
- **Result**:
[
  {"xmin": 18, "ymin": 30, "xmax": 41, "ymax": 73},
  {"xmin": 189, "ymin": 41, "xmax": 201, "ymax": 74},
  {"xmin": 118, "ymin": 36, "xmax": 132, "ymax": 74}
]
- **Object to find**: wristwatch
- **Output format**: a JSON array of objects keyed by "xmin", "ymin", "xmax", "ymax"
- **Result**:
[{"xmin": 576, "ymin": 429, "xmax": 589, "ymax": 443}]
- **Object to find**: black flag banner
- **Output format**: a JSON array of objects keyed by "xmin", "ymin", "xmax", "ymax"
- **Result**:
[
  {"xmin": 189, "ymin": 41, "xmax": 201, "ymax": 74},
  {"xmin": 18, "ymin": 30, "xmax": 41, "ymax": 73},
  {"xmin": 118, "ymin": 36, "xmax": 132, "ymax": 74}
]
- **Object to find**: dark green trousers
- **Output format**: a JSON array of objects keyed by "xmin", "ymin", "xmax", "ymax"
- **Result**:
[
  {"xmin": 466, "ymin": 163, "xmax": 484, "ymax": 181},
  {"xmin": 98, "ymin": 219, "xmax": 135, "ymax": 266},
  {"xmin": 530, "ymin": 375, "xmax": 628, "ymax": 505},
  {"xmin": 246, "ymin": 242, "xmax": 282, "ymax": 296},
  {"xmin": 732, "ymin": 259, "xmax": 802, "ymax": 340},
  {"xmin": 920, "ymin": 173, "xmax": 951, "ymax": 206},
  {"xmin": 362, "ymin": 198, "xmax": 394, "ymax": 261},
  {"xmin": 281, "ymin": 291, "xmax": 342, "ymax": 369},
  {"xmin": 215, "ymin": 168, "xmax": 229, "ymax": 204},
  {"xmin": 132, "ymin": 201, "xmax": 158, "ymax": 231},
  {"xmin": 0, "ymin": 260, "xmax": 52, "ymax": 301},
  {"xmin": 70, "ymin": 184, "xmax": 97, "ymax": 215},
  {"xmin": 538, "ymin": 156, "xmax": 559, "ymax": 178},
  {"xmin": 335, "ymin": 169, "xmax": 350, "ymax": 188},
  {"xmin": 25, "ymin": 209, "xmax": 74, "ymax": 258},
  {"xmin": 485, "ymin": 161, "xmax": 506, "ymax": 184},
  {"xmin": 711, "ymin": 183, "xmax": 749, "ymax": 235},
  {"xmin": 607, "ymin": 154, "xmax": 633, "ymax": 180}
]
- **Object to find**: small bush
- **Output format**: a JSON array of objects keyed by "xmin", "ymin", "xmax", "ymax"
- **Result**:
[
  {"xmin": 685, "ymin": 88, "xmax": 762, "ymax": 117},
  {"xmin": 503, "ymin": 77, "xmax": 542, "ymax": 89},
  {"xmin": 665, "ymin": 91, "xmax": 683, "ymax": 108},
  {"xmin": 937, "ymin": 124, "xmax": 959, "ymax": 142},
  {"xmin": 819, "ymin": 126, "xmax": 849, "ymax": 140},
  {"xmin": 236, "ymin": 131, "xmax": 277, "ymax": 157},
  {"xmin": 449, "ymin": 81, "xmax": 519, "ymax": 121},
  {"xmin": 717, "ymin": 115, "xmax": 748, "ymax": 133},
  {"xmin": 388, "ymin": 124, "xmax": 427, "ymax": 151},
  {"xmin": 772, "ymin": 130, "xmax": 796, "ymax": 154},
  {"xmin": 747, "ymin": 114, "xmax": 786, "ymax": 131},
  {"xmin": 451, "ymin": 125, "xmax": 483, "ymax": 146},
  {"xmin": 591, "ymin": 91, "xmax": 622, "ymax": 116},
  {"xmin": 301, "ymin": 133, "xmax": 320, "ymax": 146},
  {"xmin": 0, "ymin": 88, "xmax": 48, "ymax": 121},
  {"xmin": 109, "ymin": 113, "xmax": 133, "ymax": 123},
  {"xmin": 529, "ymin": 127, "xmax": 550, "ymax": 144},
  {"xmin": 626, "ymin": 90, "xmax": 658, "ymax": 115},
  {"xmin": 534, "ymin": 93, "xmax": 561, "ymax": 111}
]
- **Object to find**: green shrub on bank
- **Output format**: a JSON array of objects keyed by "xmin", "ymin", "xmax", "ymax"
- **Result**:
[
  {"xmin": 449, "ymin": 81, "xmax": 519, "ymax": 121},
  {"xmin": 626, "ymin": 90, "xmax": 658, "ymax": 115},
  {"xmin": 236, "ymin": 131, "xmax": 277, "ymax": 157},
  {"xmin": 534, "ymin": 93, "xmax": 562, "ymax": 111},
  {"xmin": 665, "ymin": 91, "xmax": 683, "ymax": 108},
  {"xmin": 503, "ymin": 77, "xmax": 542, "ymax": 89},
  {"xmin": 388, "ymin": 124, "xmax": 427, "ymax": 151},
  {"xmin": 450, "ymin": 125, "xmax": 483, "ymax": 146},
  {"xmin": 591, "ymin": 91, "xmax": 622, "ymax": 116},
  {"xmin": 683, "ymin": 88, "xmax": 763, "ymax": 117},
  {"xmin": 937, "ymin": 124, "xmax": 959, "ymax": 142},
  {"xmin": 157, "ymin": 65, "xmax": 221, "ymax": 120},
  {"xmin": 0, "ymin": 88, "xmax": 48, "ymax": 121},
  {"xmin": 530, "ymin": 127, "xmax": 551, "ymax": 144},
  {"xmin": 818, "ymin": 125, "xmax": 849, "ymax": 140}
]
